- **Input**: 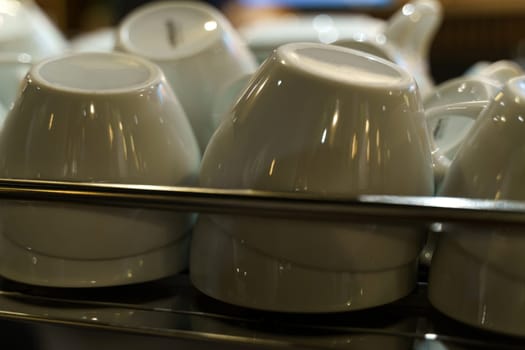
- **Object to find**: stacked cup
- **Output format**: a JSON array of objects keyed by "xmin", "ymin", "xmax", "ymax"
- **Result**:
[
  {"xmin": 428, "ymin": 76, "xmax": 525, "ymax": 337},
  {"xmin": 0, "ymin": 51, "xmax": 200, "ymax": 287},
  {"xmin": 191, "ymin": 42, "xmax": 435, "ymax": 312}
]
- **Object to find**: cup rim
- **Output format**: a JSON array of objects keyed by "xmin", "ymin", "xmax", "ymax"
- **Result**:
[
  {"xmin": 334, "ymin": 38, "xmax": 394, "ymax": 62},
  {"xmin": 117, "ymin": 1, "xmax": 228, "ymax": 61},
  {"xmin": 29, "ymin": 51, "xmax": 165, "ymax": 96},
  {"xmin": 276, "ymin": 42, "xmax": 414, "ymax": 90}
]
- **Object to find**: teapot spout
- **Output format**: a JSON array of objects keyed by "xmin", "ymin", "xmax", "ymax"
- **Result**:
[
  {"xmin": 384, "ymin": 0, "xmax": 442, "ymax": 97},
  {"xmin": 385, "ymin": 0, "xmax": 443, "ymax": 59}
]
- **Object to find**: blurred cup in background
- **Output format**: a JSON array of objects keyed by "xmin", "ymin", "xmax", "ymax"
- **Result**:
[{"xmin": 116, "ymin": 1, "xmax": 258, "ymax": 153}]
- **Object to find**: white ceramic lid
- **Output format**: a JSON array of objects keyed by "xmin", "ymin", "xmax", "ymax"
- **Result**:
[
  {"xmin": 118, "ymin": 1, "xmax": 224, "ymax": 61},
  {"xmin": 31, "ymin": 52, "xmax": 162, "ymax": 94}
]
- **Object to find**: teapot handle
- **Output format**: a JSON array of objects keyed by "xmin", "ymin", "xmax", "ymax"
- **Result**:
[{"xmin": 426, "ymin": 100, "xmax": 488, "ymax": 187}]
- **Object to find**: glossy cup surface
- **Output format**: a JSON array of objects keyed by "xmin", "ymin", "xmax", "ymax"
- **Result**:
[
  {"xmin": 429, "ymin": 76, "xmax": 525, "ymax": 335},
  {"xmin": 201, "ymin": 43, "xmax": 433, "ymax": 195},
  {"xmin": 192, "ymin": 43, "xmax": 433, "ymax": 311},
  {"xmin": 0, "ymin": 52, "xmax": 200, "ymax": 287}
]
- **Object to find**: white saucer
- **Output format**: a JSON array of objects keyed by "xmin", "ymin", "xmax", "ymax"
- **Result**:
[
  {"xmin": 0, "ymin": 230, "xmax": 190, "ymax": 287},
  {"xmin": 429, "ymin": 234, "xmax": 525, "ymax": 337},
  {"xmin": 190, "ymin": 215, "xmax": 418, "ymax": 313}
]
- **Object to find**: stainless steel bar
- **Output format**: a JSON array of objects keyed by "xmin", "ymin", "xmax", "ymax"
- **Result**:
[{"xmin": 0, "ymin": 178, "xmax": 523, "ymax": 225}]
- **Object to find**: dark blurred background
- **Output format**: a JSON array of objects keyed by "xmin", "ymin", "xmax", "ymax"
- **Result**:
[{"xmin": 34, "ymin": 0, "xmax": 525, "ymax": 83}]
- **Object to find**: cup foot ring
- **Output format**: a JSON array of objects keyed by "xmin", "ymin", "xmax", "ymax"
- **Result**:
[{"xmin": 190, "ymin": 218, "xmax": 418, "ymax": 313}]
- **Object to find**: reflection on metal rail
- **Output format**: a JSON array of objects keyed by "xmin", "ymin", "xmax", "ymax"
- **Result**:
[{"xmin": 0, "ymin": 178, "xmax": 523, "ymax": 225}]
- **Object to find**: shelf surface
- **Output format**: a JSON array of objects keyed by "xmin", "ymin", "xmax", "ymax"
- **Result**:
[{"xmin": 0, "ymin": 275, "xmax": 523, "ymax": 349}]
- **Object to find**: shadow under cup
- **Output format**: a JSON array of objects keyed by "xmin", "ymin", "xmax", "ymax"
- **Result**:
[
  {"xmin": 191, "ymin": 43, "xmax": 435, "ymax": 312},
  {"xmin": 0, "ymin": 52, "xmax": 200, "ymax": 287}
]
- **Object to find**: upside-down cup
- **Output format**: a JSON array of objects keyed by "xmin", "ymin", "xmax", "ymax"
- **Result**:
[
  {"xmin": 0, "ymin": 52, "xmax": 200, "ymax": 287},
  {"xmin": 190, "ymin": 43, "xmax": 434, "ymax": 312},
  {"xmin": 429, "ymin": 76, "xmax": 525, "ymax": 336},
  {"xmin": 116, "ymin": 1, "xmax": 257, "ymax": 152}
]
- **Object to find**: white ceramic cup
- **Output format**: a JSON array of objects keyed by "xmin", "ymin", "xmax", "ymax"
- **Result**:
[
  {"xmin": 116, "ymin": 1, "xmax": 258, "ymax": 152},
  {"xmin": 422, "ymin": 74, "xmax": 502, "ymax": 185},
  {"xmin": 191, "ymin": 43, "xmax": 434, "ymax": 312},
  {"xmin": 0, "ymin": 0, "xmax": 67, "ymax": 60},
  {"xmin": 0, "ymin": 52, "xmax": 201, "ymax": 287},
  {"xmin": 421, "ymin": 64, "xmax": 522, "ymax": 266},
  {"xmin": 423, "ymin": 62, "xmax": 523, "ymax": 186},
  {"xmin": 428, "ymin": 76, "xmax": 525, "ymax": 336},
  {"xmin": 419, "ymin": 74, "xmax": 503, "ymax": 268},
  {"xmin": 419, "ymin": 100, "xmax": 487, "ymax": 267}
]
